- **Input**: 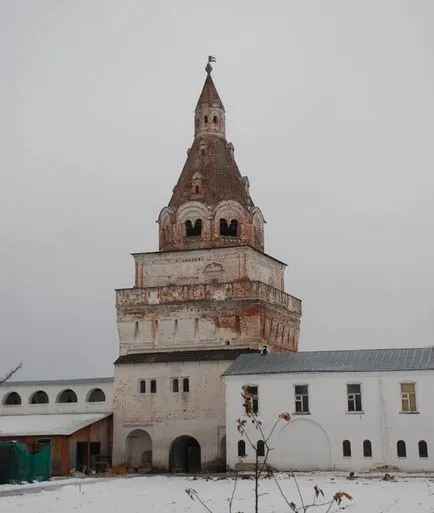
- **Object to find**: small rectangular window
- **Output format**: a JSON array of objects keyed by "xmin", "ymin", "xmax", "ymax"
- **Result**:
[
  {"xmin": 243, "ymin": 385, "xmax": 258, "ymax": 413},
  {"xmin": 347, "ymin": 384, "xmax": 362, "ymax": 412},
  {"xmin": 36, "ymin": 438, "xmax": 51, "ymax": 445},
  {"xmin": 150, "ymin": 379, "xmax": 157, "ymax": 394},
  {"xmin": 400, "ymin": 383, "xmax": 417, "ymax": 412},
  {"xmin": 295, "ymin": 385, "xmax": 309, "ymax": 413}
]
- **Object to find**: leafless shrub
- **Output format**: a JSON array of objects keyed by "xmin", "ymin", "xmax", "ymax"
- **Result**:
[
  {"xmin": 186, "ymin": 386, "xmax": 353, "ymax": 513},
  {"xmin": 0, "ymin": 362, "xmax": 22, "ymax": 384}
]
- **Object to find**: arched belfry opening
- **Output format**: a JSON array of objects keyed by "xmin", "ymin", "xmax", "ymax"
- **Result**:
[
  {"xmin": 170, "ymin": 436, "xmax": 201, "ymax": 473},
  {"xmin": 185, "ymin": 219, "xmax": 202, "ymax": 237},
  {"xmin": 220, "ymin": 218, "xmax": 238, "ymax": 237}
]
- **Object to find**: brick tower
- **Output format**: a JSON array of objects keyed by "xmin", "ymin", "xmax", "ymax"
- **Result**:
[{"xmin": 112, "ymin": 61, "xmax": 302, "ymax": 472}]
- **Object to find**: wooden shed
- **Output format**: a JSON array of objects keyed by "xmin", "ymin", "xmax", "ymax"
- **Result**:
[{"xmin": 0, "ymin": 413, "xmax": 112, "ymax": 476}]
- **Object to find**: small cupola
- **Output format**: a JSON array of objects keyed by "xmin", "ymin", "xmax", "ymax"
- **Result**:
[{"xmin": 194, "ymin": 57, "xmax": 226, "ymax": 139}]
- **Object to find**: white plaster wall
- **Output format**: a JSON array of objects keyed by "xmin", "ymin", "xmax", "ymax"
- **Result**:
[
  {"xmin": 133, "ymin": 246, "xmax": 285, "ymax": 290},
  {"xmin": 112, "ymin": 360, "xmax": 230, "ymax": 469},
  {"xmin": 0, "ymin": 379, "xmax": 113, "ymax": 416},
  {"xmin": 224, "ymin": 370, "xmax": 434, "ymax": 472}
]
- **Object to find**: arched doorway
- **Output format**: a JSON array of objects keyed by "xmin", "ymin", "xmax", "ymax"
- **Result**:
[
  {"xmin": 125, "ymin": 429, "xmax": 152, "ymax": 470},
  {"xmin": 170, "ymin": 436, "xmax": 201, "ymax": 473}
]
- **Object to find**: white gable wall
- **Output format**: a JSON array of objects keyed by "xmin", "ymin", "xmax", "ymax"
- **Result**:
[{"xmin": 224, "ymin": 370, "xmax": 434, "ymax": 472}]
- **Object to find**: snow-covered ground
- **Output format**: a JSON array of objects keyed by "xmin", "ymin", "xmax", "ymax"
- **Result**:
[{"xmin": 1, "ymin": 473, "xmax": 433, "ymax": 513}]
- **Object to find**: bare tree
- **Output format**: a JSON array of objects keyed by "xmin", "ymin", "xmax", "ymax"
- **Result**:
[
  {"xmin": 0, "ymin": 362, "xmax": 23, "ymax": 384},
  {"xmin": 186, "ymin": 386, "xmax": 353, "ymax": 513}
]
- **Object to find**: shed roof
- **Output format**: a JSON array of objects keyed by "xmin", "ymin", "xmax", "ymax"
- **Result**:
[
  {"xmin": 115, "ymin": 348, "xmax": 255, "ymax": 365},
  {"xmin": 0, "ymin": 413, "xmax": 111, "ymax": 437},
  {"xmin": 223, "ymin": 347, "xmax": 434, "ymax": 376},
  {"xmin": 3, "ymin": 377, "xmax": 113, "ymax": 388}
]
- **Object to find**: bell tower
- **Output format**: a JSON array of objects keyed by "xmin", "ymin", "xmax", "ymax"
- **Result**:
[
  {"xmin": 158, "ymin": 59, "xmax": 265, "ymax": 253},
  {"xmin": 112, "ymin": 59, "xmax": 302, "ymax": 472}
]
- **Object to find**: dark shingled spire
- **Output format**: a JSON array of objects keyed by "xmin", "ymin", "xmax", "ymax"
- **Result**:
[
  {"xmin": 168, "ymin": 136, "xmax": 254, "ymax": 209},
  {"xmin": 168, "ymin": 65, "xmax": 253, "ymax": 209},
  {"xmin": 195, "ymin": 74, "xmax": 225, "ymax": 111}
]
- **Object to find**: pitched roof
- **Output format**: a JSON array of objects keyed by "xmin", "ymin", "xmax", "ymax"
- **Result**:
[
  {"xmin": 114, "ymin": 348, "xmax": 256, "ymax": 365},
  {"xmin": 196, "ymin": 74, "xmax": 224, "ymax": 110},
  {"xmin": 0, "ymin": 413, "xmax": 111, "ymax": 437},
  {"xmin": 223, "ymin": 347, "xmax": 434, "ymax": 376}
]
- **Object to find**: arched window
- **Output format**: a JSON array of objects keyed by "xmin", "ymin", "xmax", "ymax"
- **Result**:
[
  {"xmin": 150, "ymin": 379, "xmax": 157, "ymax": 394},
  {"xmin": 363, "ymin": 440, "xmax": 372, "ymax": 457},
  {"xmin": 213, "ymin": 115, "xmax": 218, "ymax": 123},
  {"xmin": 257, "ymin": 440, "xmax": 265, "ymax": 457},
  {"xmin": 87, "ymin": 388, "xmax": 106, "ymax": 403},
  {"xmin": 220, "ymin": 219, "xmax": 238, "ymax": 236},
  {"xmin": 183, "ymin": 378, "xmax": 190, "ymax": 392},
  {"xmin": 57, "ymin": 389, "xmax": 78, "ymax": 403},
  {"xmin": 204, "ymin": 115, "xmax": 208, "ymax": 123},
  {"xmin": 139, "ymin": 380, "xmax": 146, "ymax": 394},
  {"xmin": 397, "ymin": 440, "xmax": 407, "ymax": 458},
  {"xmin": 172, "ymin": 378, "xmax": 179, "ymax": 393},
  {"xmin": 342, "ymin": 440, "xmax": 351, "ymax": 457},
  {"xmin": 30, "ymin": 390, "xmax": 49, "ymax": 404},
  {"xmin": 237, "ymin": 440, "xmax": 246, "ymax": 457},
  {"xmin": 3, "ymin": 392, "xmax": 21, "ymax": 406},
  {"xmin": 185, "ymin": 219, "xmax": 202, "ymax": 236},
  {"xmin": 418, "ymin": 440, "xmax": 428, "ymax": 458}
]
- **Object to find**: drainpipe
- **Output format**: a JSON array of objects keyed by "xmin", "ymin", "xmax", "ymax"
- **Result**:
[{"xmin": 378, "ymin": 377, "xmax": 388, "ymax": 464}]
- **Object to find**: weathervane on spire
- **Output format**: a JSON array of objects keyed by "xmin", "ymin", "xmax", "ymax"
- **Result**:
[{"xmin": 205, "ymin": 55, "xmax": 216, "ymax": 75}]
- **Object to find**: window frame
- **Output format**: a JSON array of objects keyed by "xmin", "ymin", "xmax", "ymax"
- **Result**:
[
  {"xmin": 171, "ymin": 377, "xmax": 190, "ymax": 393},
  {"xmin": 342, "ymin": 440, "xmax": 352, "ymax": 457},
  {"xmin": 139, "ymin": 380, "xmax": 147, "ymax": 394},
  {"xmin": 172, "ymin": 378, "xmax": 179, "ymax": 393},
  {"xmin": 257, "ymin": 440, "xmax": 265, "ymax": 458},
  {"xmin": 400, "ymin": 382, "xmax": 417, "ymax": 413},
  {"xmin": 418, "ymin": 440, "xmax": 428, "ymax": 458},
  {"xmin": 242, "ymin": 384, "xmax": 259, "ymax": 414},
  {"xmin": 363, "ymin": 439, "xmax": 372, "ymax": 458},
  {"xmin": 397, "ymin": 440, "xmax": 407, "ymax": 458},
  {"xmin": 346, "ymin": 383, "xmax": 363, "ymax": 413},
  {"xmin": 237, "ymin": 440, "xmax": 246, "ymax": 458},
  {"xmin": 138, "ymin": 379, "xmax": 157, "ymax": 394},
  {"xmin": 294, "ymin": 384, "xmax": 309, "ymax": 414},
  {"xmin": 150, "ymin": 379, "xmax": 157, "ymax": 394},
  {"xmin": 182, "ymin": 377, "xmax": 190, "ymax": 393}
]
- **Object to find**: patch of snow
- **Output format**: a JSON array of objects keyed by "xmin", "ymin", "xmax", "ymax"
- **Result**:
[
  {"xmin": 0, "ymin": 473, "xmax": 433, "ymax": 513},
  {"xmin": 0, "ymin": 413, "xmax": 111, "ymax": 437}
]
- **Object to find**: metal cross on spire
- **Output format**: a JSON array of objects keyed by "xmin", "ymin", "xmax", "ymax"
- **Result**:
[{"xmin": 205, "ymin": 55, "xmax": 216, "ymax": 75}]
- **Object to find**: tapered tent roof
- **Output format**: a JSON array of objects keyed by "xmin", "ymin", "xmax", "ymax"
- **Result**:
[
  {"xmin": 195, "ymin": 74, "xmax": 225, "ymax": 110},
  {"xmin": 168, "ymin": 136, "xmax": 253, "ymax": 209},
  {"xmin": 168, "ymin": 70, "xmax": 253, "ymax": 209}
]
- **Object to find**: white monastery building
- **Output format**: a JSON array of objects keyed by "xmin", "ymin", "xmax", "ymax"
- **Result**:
[{"xmin": 223, "ymin": 348, "xmax": 434, "ymax": 472}]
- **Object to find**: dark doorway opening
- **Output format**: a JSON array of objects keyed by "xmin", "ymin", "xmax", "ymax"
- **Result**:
[
  {"xmin": 76, "ymin": 442, "xmax": 101, "ymax": 471},
  {"xmin": 170, "ymin": 436, "xmax": 201, "ymax": 473}
]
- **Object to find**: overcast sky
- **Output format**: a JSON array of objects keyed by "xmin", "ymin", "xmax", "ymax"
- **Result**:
[{"xmin": 1, "ymin": 1, "xmax": 433, "ymax": 380}]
